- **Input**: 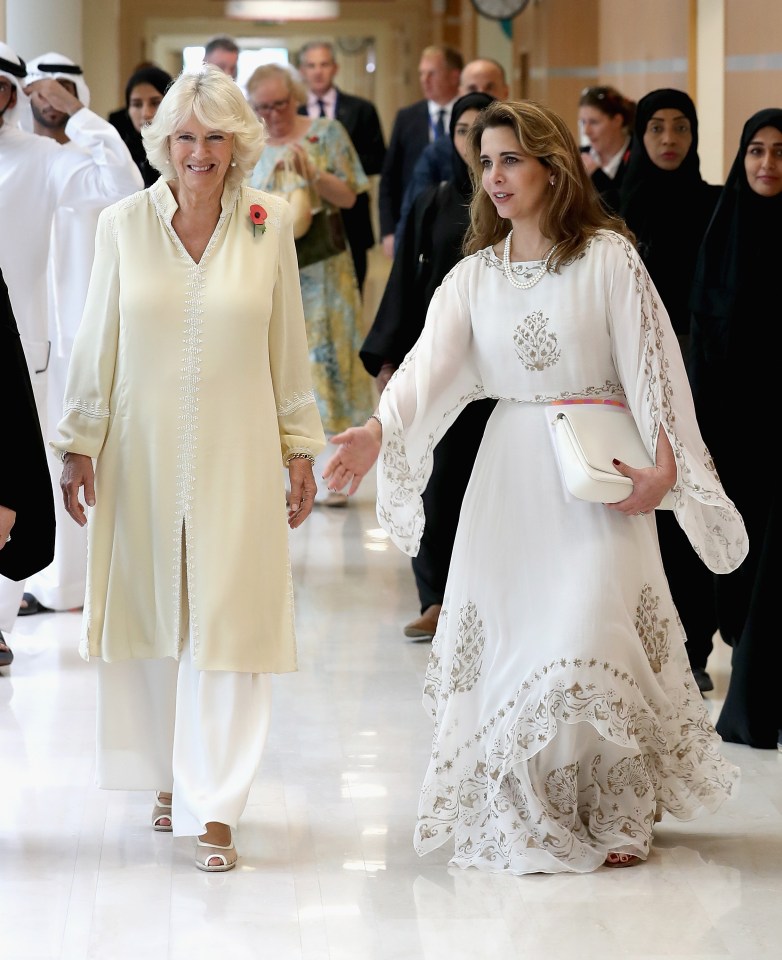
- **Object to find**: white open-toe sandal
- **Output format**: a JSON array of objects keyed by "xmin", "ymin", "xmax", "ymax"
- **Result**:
[
  {"xmin": 152, "ymin": 792, "xmax": 173, "ymax": 832},
  {"xmin": 195, "ymin": 839, "xmax": 237, "ymax": 872}
]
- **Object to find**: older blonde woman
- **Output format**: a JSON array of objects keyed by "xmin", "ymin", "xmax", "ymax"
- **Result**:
[
  {"xmin": 248, "ymin": 63, "xmax": 374, "ymax": 506},
  {"xmin": 54, "ymin": 66, "xmax": 325, "ymax": 872}
]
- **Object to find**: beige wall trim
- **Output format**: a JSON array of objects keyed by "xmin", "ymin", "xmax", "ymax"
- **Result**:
[
  {"xmin": 533, "ymin": 58, "xmax": 688, "ymax": 80},
  {"xmin": 726, "ymin": 52, "xmax": 782, "ymax": 69},
  {"xmin": 696, "ymin": 0, "xmax": 725, "ymax": 183}
]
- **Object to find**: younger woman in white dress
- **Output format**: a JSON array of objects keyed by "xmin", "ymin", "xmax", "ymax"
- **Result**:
[{"xmin": 324, "ymin": 100, "xmax": 747, "ymax": 874}]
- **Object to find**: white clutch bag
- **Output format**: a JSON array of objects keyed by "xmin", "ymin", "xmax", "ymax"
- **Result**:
[{"xmin": 550, "ymin": 401, "xmax": 674, "ymax": 509}]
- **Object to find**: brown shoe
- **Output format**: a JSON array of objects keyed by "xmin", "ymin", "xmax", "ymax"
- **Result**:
[{"xmin": 403, "ymin": 604, "xmax": 442, "ymax": 640}]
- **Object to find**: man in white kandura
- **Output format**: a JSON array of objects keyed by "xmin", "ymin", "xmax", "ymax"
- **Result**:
[{"xmin": 0, "ymin": 41, "xmax": 143, "ymax": 658}]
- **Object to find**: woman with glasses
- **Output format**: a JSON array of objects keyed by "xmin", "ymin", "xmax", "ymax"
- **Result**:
[
  {"xmin": 578, "ymin": 85, "xmax": 635, "ymax": 213},
  {"xmin": 248, "ymin": 64, "xmax": 375, "ymax": 507}
]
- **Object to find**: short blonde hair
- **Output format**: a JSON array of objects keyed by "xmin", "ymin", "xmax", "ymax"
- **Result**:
[
  {"xmin": 143, "ymin": 65, "xmax": 265, "ymax": 189},
  {"xmin": 246, "ymin": 63, "xmax": 306, "ymax": 106}
]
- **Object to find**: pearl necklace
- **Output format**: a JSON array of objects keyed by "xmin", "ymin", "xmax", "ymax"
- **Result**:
[{"xmin": 502, "ymin": 230, "xmax": 557, "ymax": 289}]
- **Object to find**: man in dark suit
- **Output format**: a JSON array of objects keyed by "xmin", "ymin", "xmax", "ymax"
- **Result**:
[
  {"xmin": 378, "ymin": 44, "xmax": 463, "ymax": 257},
  {"xmin": 394, "ymin": 58, "xmax": 510, "ymax": 248},
  {"xmin": 297, "ymin": 41, "xmax": 386, "ymax": 294}
]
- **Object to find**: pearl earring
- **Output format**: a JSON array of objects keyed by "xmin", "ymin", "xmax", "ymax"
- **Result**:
[
  {"xmin": 549, "ymin": 178, "xmax": 555, "ymax": 186},
  {"xmin": 230, "ymin": 160, "xmax": 237, "ymax": 167}
]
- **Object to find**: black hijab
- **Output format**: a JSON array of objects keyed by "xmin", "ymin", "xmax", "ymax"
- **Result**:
[
  {"xmin": 621, "ymin": 89, "xmax": 704, "ymax": 209},
  {"xmin": 619, "ymin": 89, "xmax": 720, "ymax": 335},
  {"xmin": 122, "ymin": 66, "xmax": 172, "ymax": 187},
  {"xmin": 448, "ymin": 92, "xmax": 495, "ymax": 199},
  {"xmin": 124, "ymin": 65, "xmax": 172, "ymax": 109},
  {"xmin": 690, "ymin": 107, "xmax": 782, "ymax": 321}
]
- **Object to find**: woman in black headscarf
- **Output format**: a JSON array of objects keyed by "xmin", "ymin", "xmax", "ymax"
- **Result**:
[
  {"xmin": 360, "ymin": 92, "xmax": 497, "ymax": 640},
  {"xmin": 109, "ymin": 65, "xmax": 172, "ymax": 187},
  {"xmin": 689, "ymin": 108, "xmax": 782, "ymax": 749},
  {"xmin": 619, "ymin": 89, "xmax": 723, "ymax": 692},
  {"xmin": 621, "ymin": 89, "xmax": 722, "ymax": 350}
]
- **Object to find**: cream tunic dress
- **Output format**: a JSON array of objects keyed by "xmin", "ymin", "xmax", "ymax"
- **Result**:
[
  {"xmin": 376, "ymin": 231, "xmax": 748, "ymax": 874},
  {"xmin": 53, "ymin": 179, "xmax": 325, "ymax": 832},
  {"xmin": 54, "ymin": 179, "xmax": 326, "ymax": 674}
]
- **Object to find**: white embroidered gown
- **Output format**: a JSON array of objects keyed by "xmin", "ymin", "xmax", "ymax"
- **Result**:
[{"xmin": 375, "ymin": 231, "xmax": 748, "ymax": 874}]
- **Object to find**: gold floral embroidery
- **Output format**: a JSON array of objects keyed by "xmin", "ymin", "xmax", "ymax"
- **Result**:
[
  {"xmin": 635, "ymin": 583, "xmax": 671, "ymax": 673},
  {"xmin": 513, "ymin": 310, "xmax": 560, "ymax": 371},
  {"xmin": 606, "ymin": 756, "xmax": 649, "ymax": 797},
  {"xmin": 416, "ymin": 654, "xmax": 738, "ymax": 871},
  {"xmin": 545, "ymin": 762, "xmax": 579, "ymax": 815},
  {"xmin": 448, "ymin": 602, "xmax": 485, "ymax": 695}
]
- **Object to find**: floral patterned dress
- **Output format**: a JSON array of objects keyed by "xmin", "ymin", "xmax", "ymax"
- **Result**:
[
  {"xmin": 376, "ymin": 231, "xmax": 748, "ymax": 874},
  {"xmin": 251, "ymin": 118, "xmax": 375, "ymax": 434}
]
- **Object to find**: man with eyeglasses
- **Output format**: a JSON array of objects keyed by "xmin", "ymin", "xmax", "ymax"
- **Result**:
[
  {"xmin": 296, "ymin": 41, "xmax": 386, "ymax": 293},
  {"xmin": 0, "ymin": 41, "xmax": 142, "ymax": 665}
]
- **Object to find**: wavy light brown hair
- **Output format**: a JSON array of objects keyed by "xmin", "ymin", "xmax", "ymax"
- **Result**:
[{"xmin": 463, "ymin": 99, "xmax": 632, "ymax": 270}]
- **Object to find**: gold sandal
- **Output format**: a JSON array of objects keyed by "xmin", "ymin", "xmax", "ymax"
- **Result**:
[{"xmin": 152, "ymin": 791, "xmax": 172, "ymax": 832}]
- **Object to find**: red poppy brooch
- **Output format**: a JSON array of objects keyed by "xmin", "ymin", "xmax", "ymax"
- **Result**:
[{"xmin": 249, "ymin": 204, "xmax": 267, "ymax": 236}]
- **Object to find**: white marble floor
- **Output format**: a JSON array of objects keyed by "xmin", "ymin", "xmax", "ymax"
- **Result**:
[{"xmin": 1, "ymin": 464, "xmax": 781, "ymax": 960}]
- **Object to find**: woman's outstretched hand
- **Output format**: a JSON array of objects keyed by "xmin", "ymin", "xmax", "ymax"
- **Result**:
[{"xmin": 322, "ymin": 422, "xmax": 382, "ymax": 496}]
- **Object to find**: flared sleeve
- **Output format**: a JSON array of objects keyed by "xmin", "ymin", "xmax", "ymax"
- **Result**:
[
  {"xmin": 51, "ymin": 205, "xmax": 120, "ymax": 460},
  {"xmin": 604, "ymin": 234, "xmax": 748, "ymax": 573},
  {"xmin": 267, "ymin": 198, "xmax": 326, "ymax": 462},
  {"xmin": 376, "ymin": 264, "xmax": 485, "ymax": 554}
]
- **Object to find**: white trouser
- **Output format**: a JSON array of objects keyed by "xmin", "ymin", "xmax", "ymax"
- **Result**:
[{"xmin": 96, "ymin": 642, "xmax": 272, "ymax": 837}]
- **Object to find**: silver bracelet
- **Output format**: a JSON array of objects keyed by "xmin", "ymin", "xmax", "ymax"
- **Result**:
[
  {"xmin": 285, "ymin": 451, "xmax": 315, "ymax": 466},
  {"xmin": 368, "ymin": 413, "xmax": 382, "ymax": 428}
]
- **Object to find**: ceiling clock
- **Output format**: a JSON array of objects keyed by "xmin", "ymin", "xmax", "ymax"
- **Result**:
[{"xmin": 471, "ymin": 0, "xmax": 531, "ymax": 21}]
